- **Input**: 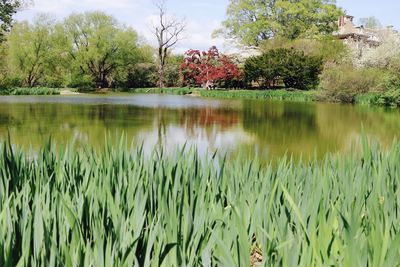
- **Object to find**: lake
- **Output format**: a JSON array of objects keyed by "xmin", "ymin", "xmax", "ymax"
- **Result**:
[{"xmin": 0, "ymin": 94, "xmax": 399, "ymax": 161}]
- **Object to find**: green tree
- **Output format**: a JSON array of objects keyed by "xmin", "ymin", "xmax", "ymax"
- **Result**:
[
  {"xmin": 62, "ymin": 12, "xmax": 145, "ymax": 88},
  {"xmin": 244, "ymin": 54, "xmax": 276, "ymax": 87},
  {"xmin": 8, "ymin": 15, "xmax": 56, "ymax": 87},
  {"xmin": 164, "ymin": 54, "xmax": 183, "ymax": 87},
  {"xmin": 244, "ymin": 48, "xmax": 323, "ymax": 89},
  {"xmin": 280, "ymin": 49, "xmax": 323, "ymax": 89},
  {"xmin": 0, "ymin": 0, "xmax": 21, "ymax": 41},
  {"xmin": 216, "ymin": 0, "xmax": 343, "ymax": 46}
]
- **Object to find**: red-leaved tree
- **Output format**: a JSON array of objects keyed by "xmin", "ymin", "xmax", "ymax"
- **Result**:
[{"xmin": 180, "ymin": 46, "xmax": 241, "ymax": 89}]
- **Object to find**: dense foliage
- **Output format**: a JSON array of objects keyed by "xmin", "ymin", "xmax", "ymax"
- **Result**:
[
  {"xmin": 0, "ymin": 0, "xmax": 20, "ymax": 41},
  {"xmin": 216, "ymin": 0, "xmax": 343, "ymax": 46},
  {"xmin": 0, "ymin": 12, "xmax": 160, "ymax": 90},
  {"xmin": 319, "ymin": 30, "xmax": 400, "ymax": 102},
  {"xmin": 0, "ymin": 138, "xmax": 400, "ymax": 266},
  {"xmin": 245, "ymin": 48, "xmax": 323, "ymax": 90},
  {"xmin": 180, "ymin": 46, "xmax": 241, "ymax": 89}
]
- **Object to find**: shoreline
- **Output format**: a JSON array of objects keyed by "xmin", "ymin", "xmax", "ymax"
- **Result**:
[{"xmin": 0, "ymin": 87, "xmax": 398, "ymax": 107}]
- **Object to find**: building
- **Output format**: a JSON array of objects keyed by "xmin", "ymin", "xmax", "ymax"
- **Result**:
[{"xmin": 335, "ymin": 15, "xmax": 381, "ymax": 47}]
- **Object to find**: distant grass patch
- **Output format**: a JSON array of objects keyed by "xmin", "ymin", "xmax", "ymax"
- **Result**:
[
  {"xmin": 128, "ymin": 87, "xmax": 193, "ymax": 95},
  {"xmin": 200, "ymin": 89, "xmax": 317, "ymax": 102},
  {"xmin": 0, "ymin": 87, "xmax": 61, "ymax": 95}
]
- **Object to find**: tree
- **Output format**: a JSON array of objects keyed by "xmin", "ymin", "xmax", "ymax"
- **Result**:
[
  {"xmin": 0, "ymin": 0, "xmax": 21, "ymax": 41},
  {"xmin": 152, "ymin": 0, "xmax": 185, "ymax": 88},
  {"xmin": 216, "ymin": 0, "xmax": 343, "ymax": 47},
  {"xmin": 180, "ymin": 46, "xmax": 241, "ymax": 89},
  {"xmin": 244, "ymin": 53, "xmax": 278, "ymax": 87},
  {"xmin": 244, "ymin": 48, "xmax": 323, "ymax": 89},
  {"xmin": 164, "ymin": 54, "xmax": 183, "ymax": 87},
  {"xmin": 62, "ymin": 12, "xmax": 144, "ymax": 88},
  {"xmin": 8, "ymin": 15, "xmax": 56, "ymax": 87},
  {"xmin": 280, "ymin": 49, "xmax": 323, "ymax": 89}
]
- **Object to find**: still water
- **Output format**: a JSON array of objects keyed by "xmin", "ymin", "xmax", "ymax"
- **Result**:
[{"xmin": 0, "ymin": 94, "xmax": 399, "ymax": 160}]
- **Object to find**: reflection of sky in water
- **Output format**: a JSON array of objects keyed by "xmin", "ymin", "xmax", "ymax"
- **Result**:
[
  {"xmin": 0, "ymin": 94, "xmax": 399, "ymax": 162},
  {"xmin": 135, "ymin": 125, "xmax": 255, "ymax": 157},
  {"xmin": 0, "ymin": 94, "xmax": 242, "ymax": 109}
]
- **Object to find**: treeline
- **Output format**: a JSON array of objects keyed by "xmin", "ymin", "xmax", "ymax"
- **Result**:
[
  {"xmin": 217, "ymin": 0, "xmax": 400, "ymax": 104},
  {"xmin": 0, "ymin": 12, "xmax": 182, "ymax": 89}
]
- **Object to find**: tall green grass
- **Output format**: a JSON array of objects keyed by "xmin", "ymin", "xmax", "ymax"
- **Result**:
[
  {"xmin": 0, "ymin": 138, "xmax": 400, "ymax": 266},
  {"xmin": 128, "ymin": 87, "xmax": 193, "ymax": 95},
  {"xmin": 200, "ymin": 89, "xmax": 317, "ymax": 102},
  {"xmin": 0, "ymin": 87, "xmax": 61, "ymax": 95},
  {"xmin": 355, "ymin": 90, "xmax": 400, "ymax": 107}
]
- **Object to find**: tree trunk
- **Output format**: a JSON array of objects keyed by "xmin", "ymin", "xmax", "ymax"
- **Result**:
[
  {"xmin": 158, "ymin": 48, "xmax": 166, "ymax": 88},
  {"xmin": 158, "ymin": 64, "xmax": 165, "ymax": 88}
]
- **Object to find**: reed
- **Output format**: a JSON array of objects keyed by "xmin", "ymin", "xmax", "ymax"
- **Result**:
[
  {"xmin": 0, "ymin": 87, "xmax": 61, "ymax": 95},
  {"xmin": 128, "ymin": 87, "xmax": 193, "ymax": 95},
  {"xmin": 0, "ymin": 137, "xmax": 399, "ymax": 266},
  {"xmin": 199, "ymin": 89, "xmax": 317, "ymax": 102}
]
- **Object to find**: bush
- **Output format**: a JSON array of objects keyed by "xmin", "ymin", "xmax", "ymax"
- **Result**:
[
  {"xmin": 68, "ymin": 74, "xmax": 95, "ymax": 90},
  {"xmin": 125, "ymin": 63, "xmax": 157, "ymax": 88},
  {"xmin": 0, "ymin": 75, "xmax": 23, "ymax": 88},
  {"xmin": 244, "ymin": 48, "xmax": 323, "ymax": 90},
  {"xmin": 319, "ymin": 64, "xmax": 386, "ymax": 103},
  {"xmin": 374, "ymin": 90, "xmax": 400, "ymax": 107}
]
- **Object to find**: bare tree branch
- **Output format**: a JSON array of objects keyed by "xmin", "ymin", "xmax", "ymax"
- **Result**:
[{"xmin": 152, "ymin": 0, "xmax": 186, "ymax": 88}]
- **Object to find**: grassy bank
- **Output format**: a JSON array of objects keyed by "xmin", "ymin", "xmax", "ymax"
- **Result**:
[
  {"xmin": 1, "ymin": 138, "xmax": 400, "ymax": 266},
  {"xmin": 127, "ymin": 87, "xmax": 193, "ymax": 95},
  {"xmin": 0, "ymin": 87, "xmax": 62, "ymax": 95},
  {"xmin": 199, "ymin": 89, "xmax": 317, "ymax": 102},
  {"xmin": 2, "ymin": 86, "xmax": 400, "ymax": 107},
  {"xmin": 354, "ymin": 90, "xmax": 400, "ymax": 107}
]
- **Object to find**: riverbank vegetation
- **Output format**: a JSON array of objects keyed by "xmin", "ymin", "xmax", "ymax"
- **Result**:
[
  {"xmin": 1, "ymin": 0, "xmax": 400, "ymax": 107},
  {"xmin": 0, "ymin": 87, "xmax": 62, "ymax": 95},
  {"xmin": 0, "ymin": 137, "xmax": 399, "ymax": 266}
]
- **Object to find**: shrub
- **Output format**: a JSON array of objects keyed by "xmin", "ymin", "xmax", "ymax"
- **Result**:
[
  {"xmin": 68, "ymin": 74, "xmax": 95, "ymax": 90},
  {"xmin": 375, "ymin": 89, "xmax": 400, "ymax": 107},
  {"xmin": 0, "ymin": 75, "xmax": 23, "ymax": 88},
  {"xmin": 125, "ymin": 63, "xmax": 158, "ymax": 88},
  {"xmin": 319, "ymin": 64, "xmax": 386, "ymax": 103},
  {"xmin": 244, "ymin": 48, "xmax": 323, "ymax": 90}
]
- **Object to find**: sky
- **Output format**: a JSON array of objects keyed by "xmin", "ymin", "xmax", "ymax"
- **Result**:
[{"xmin": 14, "ymin": 0, "xmax": 400, "ymax": 54}]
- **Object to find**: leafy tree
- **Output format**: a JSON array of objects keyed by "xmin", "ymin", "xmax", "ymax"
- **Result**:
[
  {"xmin": 125, "ymin": 63, "xmax": 157, "ymax": 88},
  {"xmin": 164, "ymin": 54, "xmax": 183, "ymax": 87},
  {"xmin": 180, "ymin": 46, "xmax": 241, "ymax": 89},
  {"xmin": 260, "ymin": 36, "xmax": 348, "ymax": 63},
  {"xmin": 280, "ymin": 49, "xmax": 323, "ymax": 89},
  {"xmin": 244, "ymin": 48, "xmax": 323, "ymax": 89},
  {"xmin": 8, "ymin": 15, "xmax": 56, "ymax": 87},
  {"xmin": 0, "ymin": 0, "xmax": 21, "ymax": 41},
  {"xmin": 216, "ymin": 0, "xmax": 343, "ymax": 46},
  {"xmin": 244, "ymin": 53, "xmax": 278, "ymax": 87},
  {"xmin": 62, "ymin": 12, "xmax": 145, "ymax": 88}
]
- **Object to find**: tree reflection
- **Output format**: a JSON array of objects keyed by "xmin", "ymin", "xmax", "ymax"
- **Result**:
[{"xmin": 0, "ymin": 97, "xmax": 399, "ymax": 162}]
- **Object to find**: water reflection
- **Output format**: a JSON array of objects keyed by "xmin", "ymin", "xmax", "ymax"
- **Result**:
[{"xmin": 0, "ymin": 94, "xmax": 399, "ymax": 161}]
